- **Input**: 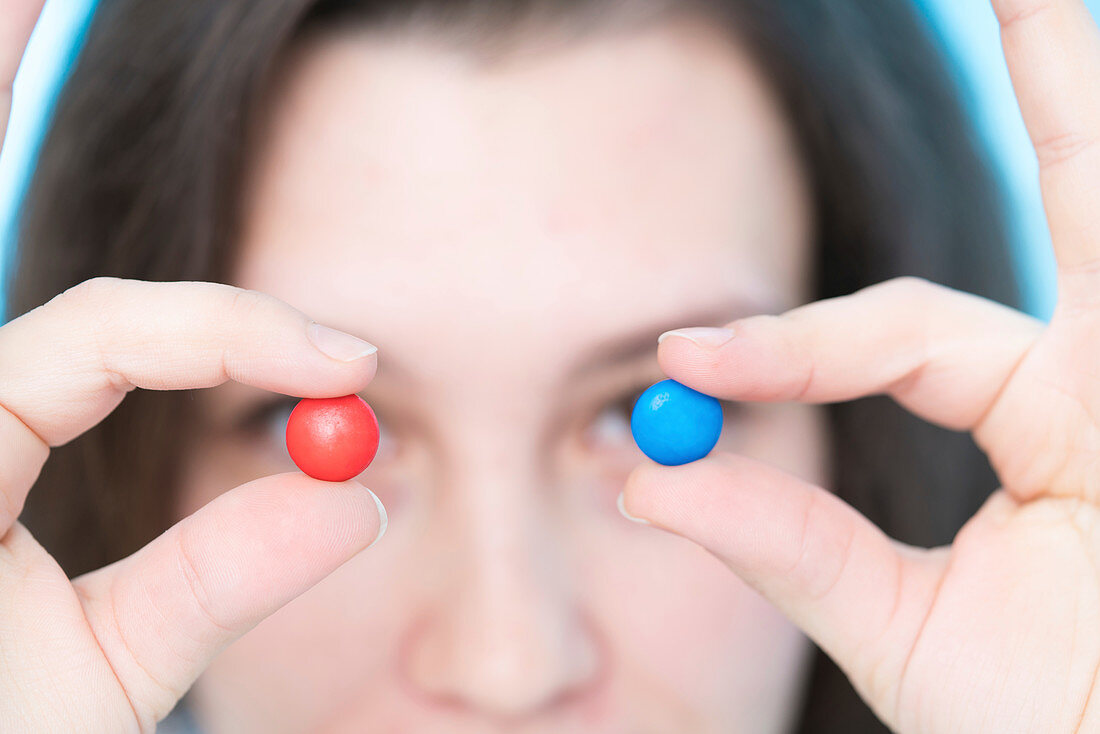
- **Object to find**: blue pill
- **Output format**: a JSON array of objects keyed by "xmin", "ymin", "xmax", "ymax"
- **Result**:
[{"xmin": 630, "ymin": 379, "xmax": 723, "ymax": 466}]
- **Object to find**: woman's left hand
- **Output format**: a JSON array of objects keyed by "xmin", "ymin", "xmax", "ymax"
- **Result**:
[{"xmin": 621, "ymin": 1, "xmax": 1100, "ymax": 731}]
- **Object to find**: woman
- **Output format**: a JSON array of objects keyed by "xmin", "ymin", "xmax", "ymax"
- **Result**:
[{"xmin": 2, "ymin": 0, "xmax": 1094, "ymax": 731}]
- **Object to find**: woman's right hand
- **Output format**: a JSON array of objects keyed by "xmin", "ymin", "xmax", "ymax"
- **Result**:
[
  {"xmin": 0, "ymin": 275, "xmax": 387, "ymax": 732},
  {"xmin": 2, "ymin": 10, "xmax": 384, "ymax": 731}
]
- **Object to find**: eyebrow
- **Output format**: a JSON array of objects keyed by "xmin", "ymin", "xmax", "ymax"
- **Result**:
[
  {"xmin": 564, "ymin": 296, "xmax": 777, "ymax": 381},
  {"xmin": 374, "ymin": 295, "xmax": 779, "ymax": 385}
]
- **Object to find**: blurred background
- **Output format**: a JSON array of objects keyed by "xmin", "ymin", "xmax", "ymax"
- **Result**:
[{"xmin": 2, "ymin": 0, "xmax": 1096, "ymax": 322}]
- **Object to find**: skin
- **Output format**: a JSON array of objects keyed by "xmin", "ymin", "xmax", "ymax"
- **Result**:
[
  {"xmin": 179, "ymin": 17, "xmax": 818, "ymax": 732},
  {"xmin": 0, "ymin": 1, "xmax": 1098, "ymax": 733}
]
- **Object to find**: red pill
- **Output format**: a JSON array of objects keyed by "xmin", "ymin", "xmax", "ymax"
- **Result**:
[{"xmin": 285, "ymin": 394, "xmax": 380, "ymax": 482}]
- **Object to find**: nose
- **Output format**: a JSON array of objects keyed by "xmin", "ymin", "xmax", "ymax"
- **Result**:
[{"xmin": 400, "ymin": 451, "xmax": 604, "ymax": 719}]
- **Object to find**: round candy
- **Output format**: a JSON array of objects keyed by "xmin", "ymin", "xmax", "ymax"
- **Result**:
[
  {"xmin": 285, "ymin": 394, "xmax": 380, "ymax": 482},
  {"xmin": 630, "ymin": 379, "xmax": 723, "ymax": 466}
]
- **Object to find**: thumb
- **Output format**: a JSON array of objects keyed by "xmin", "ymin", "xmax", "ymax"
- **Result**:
[
  {"xmin": 70, "ymin": 472, "xmax": 387, "ymax": 729},
  {"xmin": 620, "ymin": 452, "xmax": 947, "ymax": 722}
]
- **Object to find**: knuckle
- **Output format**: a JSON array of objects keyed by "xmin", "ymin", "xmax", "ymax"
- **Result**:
[
  {"xmin": 225, "ymin": 286, "xmax": 279, "ymax": 324},
  {"xmin": 1034, "ymin": 131, "xmax": 1096, "ymax": 170},
  {"xmin": 0, "ymin": 525, "xmax": 37, "ymax": 594},
  {"xmin": 766, "ymin": 312, "xmax": 817, "ymax": 399},
  {"xmin": 175, "ymin": 527, "xmax": 233, "ymax": 636},
  {"xmin": 996, "ymin": 0, "xmax": 1054, "ymax": 32},
  {"xmin": 54, "ymin": 276, "xmax": 127, "ymax": 309},
  {"xmin": 94, "ymin": 578, "xmax": 184, "ymax": 725},
  {"xmin": 43, "ymin": 278, "xmax": 132, "ymax": 383},
  {"xmin": 857, "ymin": 554, "xmax": 907, "ymax": 703},
  {"xmin": 0, "ymin": 488, "xmax": 19, "ymax": 536},
  {"xmin": 784, "ymin": 490, "xmax": 857, "ymax": 604},
  {"xmin": 872, "ymin": 276, "xmax": 956, "ymax": 316},
  {"xmin": 783, "ymin": 489, "xmax": 820, "ymax": 577},
  {"xmin": 883, "ymin": 276, "xmax": 937, "ymax": 302}
]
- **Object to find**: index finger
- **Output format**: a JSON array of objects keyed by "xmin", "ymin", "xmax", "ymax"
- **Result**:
[
  {"xmin": 0, "ymin": 277, "xmax": 378, "ymax": 533},
  {"xmin": 993, "ymin": 0, "xmax": 1100, "ymax": 275},
  {"xmin": 0, "ymin": 0, "xmax": 47, "ymax": 154},
  {"xmin": 657, "ymin": 278, "xmax": 1042, "ymax": 429}
]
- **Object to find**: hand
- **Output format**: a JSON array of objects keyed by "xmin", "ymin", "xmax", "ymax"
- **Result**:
[
  {"xmin": 0, "ymin": 0, "xmax": 44, "ymax": 154},
  {"xmin": 0, "ymin": 278, "xmax": 385, "ymax": 732},
  {"xmin": 1, "ymin": 10, "xmax": 386, "ymax": 731},
  {"xmin": 621, "ymin": 1, "xmax": 1100, "ymax": 731}
]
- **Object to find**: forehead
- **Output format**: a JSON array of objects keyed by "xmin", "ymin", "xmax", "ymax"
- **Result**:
[{"xmin": 235, "ymin": 16, "xmax": 810, "ymax": 383}]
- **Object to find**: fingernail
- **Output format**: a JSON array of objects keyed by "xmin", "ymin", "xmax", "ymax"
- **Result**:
[
  {"xmin": 617, "ymin": 491, "xmax": 652, "ymax": 525},
  {"xmin": 308, "ymin": 322, "xmax": 378, "ymax": 362},
  {"xmin": 366, "ymin": 488, "xmax": 388, "ymax": 549},
  {"xmin": 658, "ymin": 327, "xmax": 735, "ymax": 350}
]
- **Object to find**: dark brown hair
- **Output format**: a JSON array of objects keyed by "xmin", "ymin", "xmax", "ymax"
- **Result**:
[{"xmin": 8, "ymin": 0, "xmax": 1017, "ymax": 731}]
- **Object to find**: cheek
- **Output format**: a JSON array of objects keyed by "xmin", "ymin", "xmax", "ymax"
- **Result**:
[
  {"xmin": 570, "ymin": 403, "xmax": 825, "ymax": 719},
  {"xmin": 190, "ymin": 530, "xmax": 414, "ymax": 731},
  {"xmin": 576, "ymin": 525, "xmax": 811, "ymax": 726},
  {"xmin": 181, "ymin": 404, "xmax": 825, "ymax": 728}
]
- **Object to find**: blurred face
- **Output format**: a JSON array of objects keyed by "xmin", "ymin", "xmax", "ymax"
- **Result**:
[{"xmin": 179, "ymin": 14, "xmax": 825, "ymax": 733}]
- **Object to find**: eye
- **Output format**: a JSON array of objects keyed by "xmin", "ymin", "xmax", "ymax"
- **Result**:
[
  {"xmin": 581, "ymin": 383, "xmax": 744, "ymax": 454},
  {"xmin": 236, "ymin": 396, "xmax": 396, "ymax": 463},
  {"xmin": 235, "ymin": 396, "xmax": 295, "ymax": 453},
  {"xmin": 582, "ymin": 386, "xmax": 648, "ymax": 451}
]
